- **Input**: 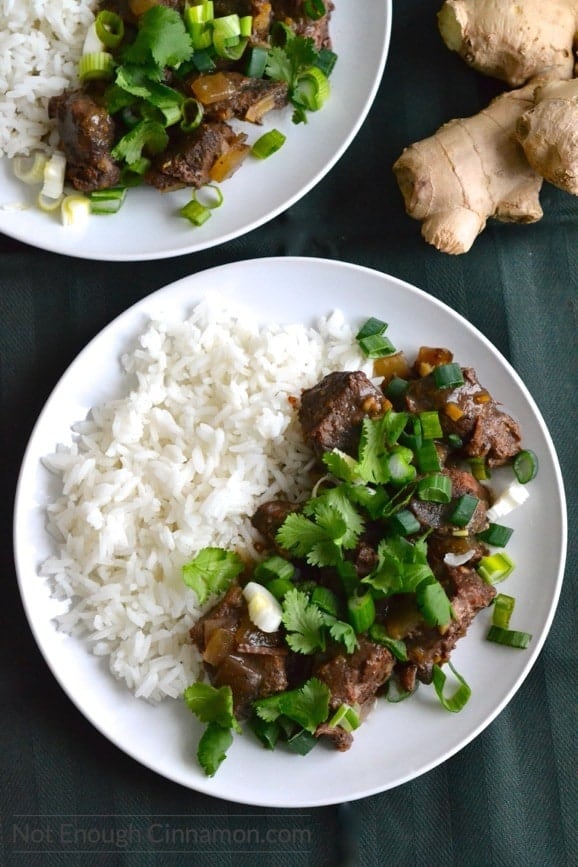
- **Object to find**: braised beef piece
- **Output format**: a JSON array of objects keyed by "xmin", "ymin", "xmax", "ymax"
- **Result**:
[
  {"xmin": 251, "ymin": 499, "xmax": 300, "ymax": 549},
  {"xmin": 405, "ymin": 367, "xmax": 522, "ymax": 467},
  {"xmin": 190, "ymin": 583, "xmax": 289, "ymax": 718},
  {"xmin": 101, "ymin": 0, "xmax": 184, "ymax": 23},
  {"xmin": 313, "ymin": 636, "xmax": 395, "ymax": 713},
  {"xmin": 409, "ymin": 466, "xmax": 491, "ymax": 535},
  {"xmin": 48, "ymin": 90, "xmax": 121, "ymax": 192},
  {"xmin": 315, "ymin": 721, "xmax": 353, "ymax": 752},
  {"xmin": 193, "ymin": 73, "xmax": 289, "ymax": 123},
  {"xmin": 299, "ymin": 370, "xmax": 388, "ymax": 459},
  {"xmin": 145, "ymin": 121, "xmax": 247, "ymax": 191},
  {"xmin": 394, "ymin": 564, "xmax": 496, "ymax": 683}
]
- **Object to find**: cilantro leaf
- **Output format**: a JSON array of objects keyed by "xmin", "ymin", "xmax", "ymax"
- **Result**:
[
  {"xmin": 197, "ymin": 721, "xmax": 234, "ymax": 777},
  {"xmin": 325, "ymin": 616, "xmax": 359, "ymax": 654},
  {"xmin": 281, "ymin": 588, "xmax": 326, "ymax": 654},
  {"xmin": 182, "ymin": 547, "xmax": 244, "ymax": 605},
  {"xmin": 122, "ymin": 6, "xmax": 192, "ymax": 71},
  {"xmin": 183, "ymin": 682, "xmax": 241, "ymax": 732},
  {"xmin": 304, "ymin": 487, "xmax": 365, "ymax": 549},
  {"xmin": 111, "ymin": 119, "xmax": 168, "ymax": 166},
  {"xmin": 253, "ymin": 677, "xmax": 330, "ymax": 733}
]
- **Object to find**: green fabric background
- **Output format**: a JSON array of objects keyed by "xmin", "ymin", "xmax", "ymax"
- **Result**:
[{"xmin": 1, "ymin": 2, "xmax": 576, "ymax": 864}]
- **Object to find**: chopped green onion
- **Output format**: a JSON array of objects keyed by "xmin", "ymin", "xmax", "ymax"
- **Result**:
[
  {"xmin": 61, "ymin": 194, "xmax": 91, "ymax": 227},
  {"xmin": 415, "ymin": 441, "xmax": 442, "ymax": 474},
  {"xmin": 254, "ymin": 555, "xmax": 295, "ymax": 585},
  {"xmin": 192, "ymin": 50, "xmax": 216, "ymax": 73},
  {"xmin": 314, "ymin": 47, "xmax": 338, "ymax": 77},
  {"xmin": 357, "ymin": 333, "xmax": 396, "ymax": 358},
  {"xmin": 181, "ymin": 98, "xmax": 204, "ymax": 132},
  {"xmin": 513, "ymin": 449, "xmax": 539, "ymax": 484},
  {"xmin": 88, "ymin": 186, "xmax": 127, "ymax": 215},
  {"xmin": 385, "ymin": 376, "xmax": 409, "ymax": 401},
  {"xmin": 12, "ymin": 152, "xmax": 47, "ymax": 184},
  {"xmin": 447, "ymin": 433, "xmax": 463, "ymax": 449},
  {"xmin": 432, "ymin": 662, "xmax": 471, "ymax": 712},
  {"xmin": 264, "ymin": 576, "xmax": 294, "ymax": 601},
  {"xmin": 388, "ymin": 509, "xmax": 420, "ymax": 537},
  {"xmin": 251, "ymin": 129, "xmax": 286, "ymax": 159},
  {"xmin": 293, "ymin": 65, "xmax": 331, "ymax": 113},
  {"xmin": 79, "ymin": 51, "xmax": 115, "ymax": 81},
  {"xmin": 95, "ymin": 10, "xmax": 124, "ymax": 48},
  {"xmin": 416, "ymin": 472, "xmax": 452, "ymax": 503},
  {"xmin": 387, "ymin": 448, "xmax": 417, "ymax": 486},
  {"xmin": 347, "ymin": 592, "xmax": 375, "ymax": 634},
  {"xmin": 180, "ymin": 184, "xmax": 223, "ymax": 226},
  {"xmin": 449, "ymin": 494, "xmax": 479, "ymax": 527},
  {"xmin": 477, "ymin": 551, "xmax": 515, "ymax": 584},
  {"xmin": 327, "ymin": 703, "xmax": 361, "ymax": 732},
  {"xmin": 433, "ymin": 363, "xmax": 464, "ymax": 390},
  {"xmin": 368, "ymin": 624, "xmax": 408, "ymax": 661},
  {"xmin": 239, "ymin": 15, "xmax": 253, "ymax": 36},
  {"xmin": 492, "ymin": 592, "xmax": 516, "ymax": 629},
  {"xmin": 286, "ymin": 728, "xmax": 318, "ymax": 755},
  {"xmin": 245, "ymin": 45, "xmax": 268, "ymax": 78},
  {"xmin": 399, "ymin": 416, "xmax": 422, "ymax": 451},
  {"xmin": 477, "ymin": 522, "xmax": 514, "ymax": 547},
  {"xmin": 419, "ymin": 411, "xmax": 443, "ymax": 440},
  {"xmin": 469, "ymin": 456, "xmax": 491, "ymax": 480},
  {"xmin": 486, "ymin": 625, "xmax": 532, "ymax": 649},
  {"xmin": 310, "ymin": 586, "xmax": 339, "ymax": 617},
  {"xmin": 356, "ymin": 317, "xmax": 387, "ymax": 340}
]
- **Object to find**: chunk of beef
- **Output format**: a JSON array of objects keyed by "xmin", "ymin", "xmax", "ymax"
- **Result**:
[
  {"xmin": 405, "ymin": 366, "xmax": 522, "ymax": 467},
  {"xmin": 299, "ymin": 370, "xmax": 388, "ymax": 459},
  {"xmin": 252, "ymin": 499, "xmax": 300, "ymax": 549},
  {"xmin": 409, "ymin": 467, "xmax": 491, "ymax": 535},
  {"xmin": 315, "ymin": 721, "xmax": 354, "ymax": 751},
  {"xmin": 189, "ymin": 582, "xmax": 289, "ymax": 718},
  {"xmin": 313, "ymin": 635, "xmax": 395, "ymax": 713},
  {"xmin": 401, "ymin": 564, "xmax": 496, "ymax": 680},
  {"xmin": 48, "ymin": 90, "xmax": 120, "ymax": 192},
  {"xmin": 191, "ymin": 72, "xmax": 289, "ymax": 123},
  {"xmin": 146, "ymin": 122, "xmax": 247, "ymax": 191}
]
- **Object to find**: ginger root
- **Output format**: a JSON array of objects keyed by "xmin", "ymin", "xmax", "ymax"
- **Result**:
[
  {"xmin": 438, "ymin": 0, "xmax": 578, "ymax": 87},
  {"xmin": 516, "ymin": 78, "xmax": 578, "ymax": 194},
  {"xmin": 392, "ymin": 83, "xmax": 543, "ymax": 255}
]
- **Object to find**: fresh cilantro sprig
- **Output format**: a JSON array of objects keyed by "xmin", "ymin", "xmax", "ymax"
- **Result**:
[
  {"xmin": 182, "ymin": 547, "xmax": 244, "ymax": 605},
  {"xmin": 265, "ymin": 34, "xmax": 335, "ymax": 124},
  {"xmin": 184, "ymin": 682, "xmax": 241, "ymax": 776},
  {"xmin": 253, "ymin": 677, "xmax": 330, "ymax": 733},
  {"xmin": 281, "ymin": 588, "xmax": 358, "ymax": 655},
  {"xmin": 121, "ymin": 6, "xmax": 193, "ymax": 73}
]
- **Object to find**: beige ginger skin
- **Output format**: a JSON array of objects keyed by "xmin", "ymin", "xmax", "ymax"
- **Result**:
[
  {"xmin": 516, "ymin": 78, "xmax": 578, "ymax": 194},
  {"xmin": 438, "ymin": 0, "xmax": 578, "ymax": 86},
  {"xmin": 392, "ymin": 83, "xmax": 544, "ymax": 255}
]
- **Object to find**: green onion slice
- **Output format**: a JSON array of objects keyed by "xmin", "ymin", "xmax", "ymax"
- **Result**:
[
  {"xmin": 88, "ymin": 186, "xmax": 127, "ymax": 214},
  {"xmin": 293, "ymin": 65, "xmax": 330, "ymax": 112},
  {"xmin": 449, "ymin": 494, "xmax": 479, "ymax": 527},
  {"xmin": 477, "ymin": 551, "xmax": 515, "ymax": 584},
  {"xmin": 432, "ymin": 662, "xmax": 471, "ymax": 712},
  {"xmin": 347, "ymin": 592, "xmax": 376, "ymax": 634},
  {"xmin": 304, "ymin": 0, "xmax": 326, "ymax": 20},
  {"xmin": 433, "ymin": 363, "xmax": 464, "ymax": 390},
  {"xmin": 328, "ymin": 703, "xmax": 361, "ymax": 732},
  {"xmin": 513, "ymin": 449, "xmax": 539, "ymax": 484},
  {"xmin": 95, "ymin": 10, "xmax": 124, "ymax": 48},
  {"xmin": 245, "ymin": 45, "xmax": 269, "ymax": 78},
  {"xmin": 385, "ymin": 376, "xmax": 409, "ymax": 401},
  {"xmin": 486, "ymin": 625, "xmax": 532, "ymax": 649},
  {"xmin": 492, "ymin": 592, "xmax": 516, "ymax": 629},
  {"xmin": 368, "ymin": 624, "xmax": 408, "ymax": 661},
  {"xmin": 180, "ymin": 184, "xmax": 223, "ymax": 226},
  {"xmin": 254, "ymin": 555, "xmax": 295, "ymax": 585},
  {"xmin": 12, "ymin": 152, "xmax": 47, "ymax": 184},
  {"xmin": 388, "ymin": 509, "xmax": 420, "ymax": 537},
  {"xmin": 469, "ymin": 456, "xmax": 490, "ymax": 481},
  {"xmin": 79, "ymin": 51, "xmax": 115, "ymax": 82},
  {"xmin": 415, "ymin": 441, "xmax": 442, "ymax": 474},
  {"xmin": 251, "ymin": 129, "xmax": 286, "ymax": 159},
  {"xmin": 181, "ymin": 98, "xmax": 204, "ymax": 132},
  {"xmin": 477, "ymin": 522, "xmax": 514, "ymax": 547},
  {"xmin": 419, "ymin": 410, "xmax": 443, "ymax": 440},
  {"xmin": 417, "ymin": 472, "xmax": 452, "ymax": 503}
]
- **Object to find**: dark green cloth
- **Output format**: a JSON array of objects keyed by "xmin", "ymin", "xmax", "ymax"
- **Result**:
[{"xmin": 1, "ymin": 2, "xmax": 576, "ymax": 865}]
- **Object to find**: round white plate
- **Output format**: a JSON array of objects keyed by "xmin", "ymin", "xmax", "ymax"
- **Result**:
[
  {"xmin": 0, "ymin": 3, "xmax": 391, "ymax": 261},
  {"xmin": 13, "ymin": 257, "xmax": 566, "ymax": 807}
]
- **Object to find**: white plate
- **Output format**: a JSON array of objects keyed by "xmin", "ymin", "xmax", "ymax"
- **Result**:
[
  {"xmin": 0, "ymin": 3, "xmax": 391, "ymax": 261},
  {"xmin": 13, "ymin": 257, "xmax": 567, "ymax": 807}
]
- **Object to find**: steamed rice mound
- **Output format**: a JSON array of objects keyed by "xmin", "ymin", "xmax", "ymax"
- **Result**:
[
  {"xmin": 41, "ymin": 297, "xmax": 369, "ymax": 703},
  {"xmin": 0, "ymin": 0, "xmax": 97, "ymax": 158}
]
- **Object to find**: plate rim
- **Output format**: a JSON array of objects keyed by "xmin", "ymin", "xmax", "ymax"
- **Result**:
[{"xmin": 12, "ymin": 256, "xmax": 568, "ymax": 806}]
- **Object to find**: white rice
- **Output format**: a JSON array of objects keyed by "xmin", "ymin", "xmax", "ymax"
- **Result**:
[
  {"xmin": 0, "ymin": 0, "xmax": 97, "ymax": 158},
  {"xmin": 41, "ymin": 296, "xmax": 370, "ymax": 702}
]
